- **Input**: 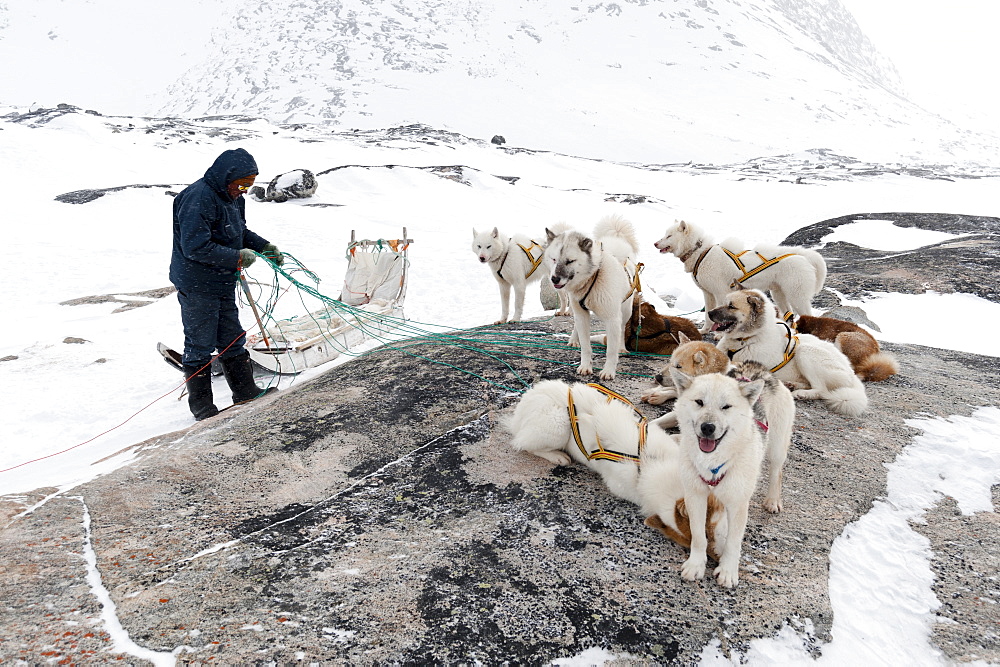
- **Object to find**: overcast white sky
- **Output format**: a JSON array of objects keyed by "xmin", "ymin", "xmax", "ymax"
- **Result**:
[{"xmin": 839, "ymin": 0, "xmax": 1000, "ymax": 131}]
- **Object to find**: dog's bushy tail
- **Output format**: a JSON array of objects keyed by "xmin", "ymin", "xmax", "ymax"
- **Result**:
[
  {"xmin": 856, "ymin": 351, "xmax": 900, "ymax": 382},
  {"xmin": 803, "ymin": 248, "xmax": 828, "ymax": 296},
  {"xmin": 594, "ymin": 214, "xmax": 640, "ymax": 255},
  {"xmin": 823, "ymin": 385, "xmax": 869, "ymax": 417}
]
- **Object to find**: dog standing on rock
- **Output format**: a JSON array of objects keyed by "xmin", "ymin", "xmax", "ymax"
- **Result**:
[
  {"xmin": 654, "ymin": 220, "xmax": 827, "ymax": 332},
  {"xmin": 545, "ymin": 214, "xmax": 641, "ymax": 380},
  {"xmin": 472, "ymin": 226, "xmax": 570, "ymax": 323}
]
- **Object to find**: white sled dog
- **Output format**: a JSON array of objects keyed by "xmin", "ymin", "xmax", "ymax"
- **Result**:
[
  {"xmin": 545, "ymin": 214, "xmax": 641, "ymax": 380},
  {"xmin": 504, "ymin": 379, "xmax": 729, "ymax": 559},
  {"xmin": 669, "ymin": 371, "xmax": 768, "ymax": 587},
  {"xmin": 642, "ymin": 335, "xmax": 794, "ymax": 513},
  {"xmin": 709, "ymin": 287, "xmax": 868, "ymax": 417},
  {"xmin": 654, "ymin": 220, "xmax": 827, "ymax": 332},
  {"xmin": 472, "ymin": 226, "xmax": 570, "ymax": 322}
]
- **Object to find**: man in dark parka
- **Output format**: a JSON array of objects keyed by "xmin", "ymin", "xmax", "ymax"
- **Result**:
[{"xmin": 169, "ymin": 148, "xmax": 282, "ymax": 420}]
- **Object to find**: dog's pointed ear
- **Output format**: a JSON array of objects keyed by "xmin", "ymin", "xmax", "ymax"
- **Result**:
[
  {"xmin": 732, "ymin": 280, "xmax": 746, "ymax": 291},
  {"xmin": 491, "ymin": 227, "xmax": 499, "ymax": 239},
  {"xmin": 673, "ymin": 370, "xmax": 694, "ymax": 393},
  {"xmin": 578, "ymin": 237, "xmax": 594, "ymax": 253},
  {"xmin": 677, "ymin": 331, "xmax": 691, "ymax": 345},
  {"xmin": 545, "ymin": 227, "xmax": 557, "ymax": 242},
  {"xmin": 692, "ymin": 350, "xmax": 707, "ymax": 367},
  {"xmin": 678, "ymin": 220, "xmax": 687, "ymax": 232},
  {"xmin": 472, "ymin": 228, "xmax": 477, "ymax": 238},
  {"xmin": 746, "ymin": 292, "xmax": 765, "ymax": 321},
  {"xmin": 740, "ymin": 378, "xmax": 765, "ymax": 405}
]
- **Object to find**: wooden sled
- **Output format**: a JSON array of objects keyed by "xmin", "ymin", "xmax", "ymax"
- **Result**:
[{"xmin": 245, "ymin": 229, "xmax": 413, "ymax": 374}]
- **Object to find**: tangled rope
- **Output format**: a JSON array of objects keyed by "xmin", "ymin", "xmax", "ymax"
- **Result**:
[{"xmin": 241, "ymin": 250, "xmax": 664, "ymax": 394}]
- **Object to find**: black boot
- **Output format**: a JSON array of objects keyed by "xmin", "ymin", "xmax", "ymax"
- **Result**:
[
  {"xmin": 221, "ymin": 350, "xmax": 275, "ymax": 404},
  {"xmin": 183, "ymin": 364, "xmax": 220, "ymax": 421}
]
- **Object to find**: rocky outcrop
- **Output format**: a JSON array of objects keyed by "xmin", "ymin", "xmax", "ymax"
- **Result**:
[
  {"xmin": 1, "ymin": 214, "xmax": 997, "ymax": 664},
  {"xmin": 249, "ymin": 169, "xmax": 318, "ymax": 203}
]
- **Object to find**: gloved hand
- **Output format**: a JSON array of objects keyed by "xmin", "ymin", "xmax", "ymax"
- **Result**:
[
  {"xmin": 262, "ymin": 242, "xmax": 284, "ymax": 266},
  {"xmin": 239, "ymin": 248, "xmax": 257, "ymax": 269}
]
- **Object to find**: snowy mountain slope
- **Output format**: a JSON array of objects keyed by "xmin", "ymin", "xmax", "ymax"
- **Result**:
[
  {"xmin": 146, "ymin": 0, "xmax": 1000, "ymax": 164},
  {"xmin": 1, "ymin": 0, "xmax": 998, "ymax": 165}
]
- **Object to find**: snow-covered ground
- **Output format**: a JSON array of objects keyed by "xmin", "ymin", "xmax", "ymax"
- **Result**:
[{"xmin": 0, "ymin": 111, "xmax": 998, "ymax": 664}]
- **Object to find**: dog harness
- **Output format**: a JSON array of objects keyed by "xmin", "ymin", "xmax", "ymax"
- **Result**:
[
  {"xmin": 577, "ymin": 261, "xmax": 644, "ymax": 311},
  {"xmin": 496, "ymin": 240, "xmax": 544, "ymax": 282},
  {"xmin": 566, "ymin": 383, "xmax": 648, "ymax": 465},
  {"xmin": 726, "ymin": 319, "xmax": 799, "ymax": 374},
  {"xmin": 688, "ymin": 245, "xmax": 713, "ymax": 287},
  {"xmin": 722, "ymin": 248, "xmax": 797, "ymax": 288}
]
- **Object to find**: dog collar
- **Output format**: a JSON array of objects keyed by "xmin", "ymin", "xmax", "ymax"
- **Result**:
[
  {"xmin": 700, "ymin": 461, "xmax": 726, "ymax": 486},
  {"xmin": 700, "ymin": 472, "xmax": 726, "ymax": 486},
  {"xmin": 678, "ymin": 240, "xmax": 703, "ymax": 264}
]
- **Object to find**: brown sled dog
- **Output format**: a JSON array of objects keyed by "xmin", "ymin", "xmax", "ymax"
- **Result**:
[
  {"xmin": 622, "ymin": 295, "xmax": 702, "ymax": 355},
  {"xmin": 793, "ymin": 314, "xmax": 899, "ymax": 382}
]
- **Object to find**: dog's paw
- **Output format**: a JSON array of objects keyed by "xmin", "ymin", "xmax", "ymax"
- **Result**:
[
  {"xmin": 598, "ymin": 368, "xmax": 616, "ymax": 381},
  {"xmin": 577, "ymin": 364, "xmax": 593, "ymax": 376},
  {"xmin": 536, "ymin": 450, "xmax": 572, "ymax": 466},
  {"xmin": 641, "ymin": 387, "xmax": 677, "ymax": 405},
  {"xmin": 493, "ymin": 319, "xmax": 508, "ymax": 325},
  {"xmin": 714, "ymin": 564, "xmax": 739, "ymax": 588},
  {"xmin": 763, "ymin": 496, "xmax": 782, "ymax": 513},
  {"xmin": 681, "ymin": 556, "xmax": 706, "ymax": 581},
  {"xmin": 650, "ymin": 413, "xmax": 679, "ymax": 429}
]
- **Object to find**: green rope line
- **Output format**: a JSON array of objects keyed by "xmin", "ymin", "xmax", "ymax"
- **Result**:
[{"xmin": 242, "ymin": 250, "xmax": 660, "ymax": 392}]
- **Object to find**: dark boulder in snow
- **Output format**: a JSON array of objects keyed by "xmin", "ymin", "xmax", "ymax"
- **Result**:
[{"xmin": 250, "ymin": 169, "xmax": 318, "ymax": 203}]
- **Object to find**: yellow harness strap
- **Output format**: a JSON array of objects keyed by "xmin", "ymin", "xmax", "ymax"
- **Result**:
[
  {"xmin": 729, "ymin": 319, "xmax": 798, "ymax": 373},
  {"xmin": 723, "ymin": 249, "xmax": 797, "ymax": 286},
  {"xmin": 769, "ymin": 319, "xmax": 799, "ymax": 373},
  {"xmin": 566, "ymin": 383, "xmax": 648, "ymax": 465},
  {"xmin": 622, "ymin": 262, "xmax": 644, "ymax": 303},
  {"xmin": 518, "ymin": 241, "xmax": 544, "ymax": 280}
]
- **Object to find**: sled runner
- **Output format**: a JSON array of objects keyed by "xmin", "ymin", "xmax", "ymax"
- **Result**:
[
  {"xmin": 157, "ymin": 342, "xmax": 223, "ymax": 375},
  {"xmin": 244, "ymin": 229, "xmax": 413, "ymax": 374}
]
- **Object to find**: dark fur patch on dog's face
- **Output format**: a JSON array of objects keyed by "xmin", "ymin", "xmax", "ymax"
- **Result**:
[{"xmin": 548, "ymin": 231, "xmax": 593, "ymax": 288}]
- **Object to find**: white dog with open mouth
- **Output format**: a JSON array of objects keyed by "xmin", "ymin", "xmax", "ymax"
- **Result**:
[
  {"xmin": 504, "ymin": 379, "xmax": 729, "ymax": 560},
  {"xmin": 654, "ymin": 219, "xmax": 826, "ymax": 332},
  {"xmin": 709, "ymin": 287, "xmax": 868, "ymax": 417},
  {"xmin": 545, "ymin": 215, "xmax": 640, "ymax": 380},
  {"xmin": 671, "ymin": 371, "xmax": 767, "ymax": 588}
]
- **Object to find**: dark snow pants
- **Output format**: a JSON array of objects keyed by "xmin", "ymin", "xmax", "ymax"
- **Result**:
[{"xmin": 177, "ymin": 288, "xmax": 248, "ymax": 367}]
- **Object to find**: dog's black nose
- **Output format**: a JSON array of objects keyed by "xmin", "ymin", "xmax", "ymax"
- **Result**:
[
  {"xmin": 700, "ymin": 422, "xmax": 716, "ymax": 438},
  {"xmin": 654, "ymin": 373, "xmax": 664, "ymax": 385}
]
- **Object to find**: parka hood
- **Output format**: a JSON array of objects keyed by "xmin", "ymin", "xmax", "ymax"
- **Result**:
[{"xmin": 203, "ymin": 148, "xmax": 258, "ymax": 195}]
